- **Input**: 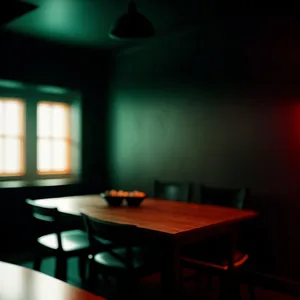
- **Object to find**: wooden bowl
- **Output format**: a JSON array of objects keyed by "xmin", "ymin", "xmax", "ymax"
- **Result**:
[
  {"xmin": 125, "ymin": 196, "xmax": 146, "ymax": 207},
  {"xmin": 100, "ymin": 194, "xmax": 123, "ymax": 207}
]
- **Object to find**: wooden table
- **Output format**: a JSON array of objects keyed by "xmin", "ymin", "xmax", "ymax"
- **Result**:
[
  {"xmin": 34, "ymin": 195, "xmax": 257, "ymax": 299},
  {"xmin": 0, "ymin": 261, "xmax": 105, "ymax": 300}
]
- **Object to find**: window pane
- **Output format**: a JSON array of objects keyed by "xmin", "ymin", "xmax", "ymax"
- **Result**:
[
  {"xmin": 38, "ymin": 104, "xmax": 52, "ymax": 137},
  {"xmin": 4, "ymin": 101, "xmax": 21, "ymax": 136},
  {"xmin": 0, "ymin": 102, "xmax": 3, "ymax": 134},
  {"xmin": 0, "ymin": 138, "xmax": 3, "ymax": 172},
  {"xmin": 52, "ymin": 105, "xmax": 67, "ymax": 138},
  {"xmin": 37, "ymin": 102, "xmax": 72, "ymax": 174},
  {"xmin": 53, "ymin": 140, "xmax": 68, "ymax": 171},
  {"xmin": 4, "ymin": 138, "xmax": 21, "ymax": 173},
  {"xmin": 38, "ymin": 139, "xmax": 52, "ymax": 172}
]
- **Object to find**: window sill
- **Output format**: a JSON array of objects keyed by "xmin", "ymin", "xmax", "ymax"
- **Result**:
[{"xmin": 0, "ymin": 178, "xmax": 80, "ymax": 189}]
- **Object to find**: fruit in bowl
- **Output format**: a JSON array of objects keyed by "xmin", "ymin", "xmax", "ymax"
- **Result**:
[
  {"xmin": 100, "ymin": 190, "xmax": 125, "ymax": 207},
  {"xmin": 126, "ymin": 191, "xmax": 147, "ymax": 207},
  {"xmin": 128, "ymin": 191, "xmax": 146, "ymax": 197},
  {"xmin": 100, "ymin": 190, "xmax": 147, "ymax": 207}
]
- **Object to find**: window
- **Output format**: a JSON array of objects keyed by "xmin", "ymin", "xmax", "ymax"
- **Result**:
[
  {"xmin": 0, "ymin": 81, "xmax": 81, "ymax": 182},
  {"xmin": 37, "ymin": 102, "xmax": 71, "ymax": 174},
  {"xmin": 0, "ymin": 99, "xmax": 25, "ymax": 176}
]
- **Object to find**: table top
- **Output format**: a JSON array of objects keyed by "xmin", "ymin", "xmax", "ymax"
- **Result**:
[
  {"xmin": 0, "ymin": 261, "xmax": 105, "ymax": 300},
  {"xmin": 34, "ymin": 195, "xmax": 257, "ymax": 237}
]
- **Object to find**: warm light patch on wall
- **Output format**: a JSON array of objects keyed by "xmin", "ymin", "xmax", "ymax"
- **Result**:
[
  {"xmin": 0, "ymin": 99, "xmax": 25, "ymax": 176},
  {"xmin": 37, "ymin": 102, "xmax": 71, "ymax": 175}
]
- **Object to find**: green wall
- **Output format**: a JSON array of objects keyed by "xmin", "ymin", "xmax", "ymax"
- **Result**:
[{"xmin": 109, "ymin": 19, "xmax": 300, "ymax": 281}]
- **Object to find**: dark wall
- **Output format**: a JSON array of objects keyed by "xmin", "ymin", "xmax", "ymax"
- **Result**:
[
  {"xmin": 109, "ymin": 16, "xmax": 300, "ymax": 281},
  {"xmin": 0, "ymin": 31, "xmax": 112, "ymax": 185},
  {"xmin": 0, "ymin": 31, "xmax": 112, "ymax": 252}
]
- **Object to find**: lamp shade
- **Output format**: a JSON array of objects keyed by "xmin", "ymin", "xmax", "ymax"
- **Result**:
[
  {"xmin": 109, "ymin": 1, "xmax": 155, "ymax": 40},
  {"xmin": 0, "ymin": 1, "xmax": 37, "ymax": 27}
]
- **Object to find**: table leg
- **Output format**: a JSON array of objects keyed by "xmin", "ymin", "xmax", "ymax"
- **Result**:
[
  {"xmin": 225, "ymin": 229, "xmax": 241, "ymax": 300},
  {"xmin": 161, "ymin": 244, "xmax": 181, "ymax": 300}
]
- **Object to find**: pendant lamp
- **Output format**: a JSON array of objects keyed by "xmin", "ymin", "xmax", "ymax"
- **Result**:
[
  {"xmin": 0, "ymin": 0, "xmax": 37, "ymax": 27},
  {"xmin": 109, "ymin": 0, "xmax": 155, "ymax": 40}
]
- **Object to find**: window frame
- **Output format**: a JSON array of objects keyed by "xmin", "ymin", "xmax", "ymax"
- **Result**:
[
  {"xmin": 0, "ymin": 83, "xmax": 81, "ymax": 182},
  {"xmin": 0, "ymin": 98, "xmax": 26, "ymax": 177}
]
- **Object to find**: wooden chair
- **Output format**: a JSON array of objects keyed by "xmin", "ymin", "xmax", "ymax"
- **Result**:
[
  {"xmin": 199, "ymin": 185, "xmax": 248, "ymax": 209},
  {"xmin": 181, "ymin": 185, "xmax": 256, "ymax": 299},
  {"xmin": 154, "ymin": 180, "xmax": 192, "ymax": 202},
  {"xmin": 26, "ymin": 199, "xmax": 89, "ymax": 282},
  {"xmin": 81, "ymin": 213, "xmax": 163, "ymax": 300}
]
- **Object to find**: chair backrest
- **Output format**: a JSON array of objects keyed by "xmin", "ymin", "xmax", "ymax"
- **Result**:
[
  {"xmin": 199, "ymin": 185, "xmax": 249, "ymax": 209},
  {"xmin": 26, "ymin": 199, "xmax": 63, "ymax": 250},
  {"xmin": 81, "ymin": 213, "xmax": 139, "ymax": 269},
  {"xmin": 154, "ymin": 180, "xmax": 192, "ymax": 202}
]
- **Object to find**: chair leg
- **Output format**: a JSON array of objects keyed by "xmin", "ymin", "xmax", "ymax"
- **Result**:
[
  {"xmin": 195, "ymin": 271, "xmax": 201, "ymax": 286},
  {"xmin": 219, "ymin": 274, "xmax": 231, "ymax": 300},
  {"xmin": 232, "ymin": 285, "xmax": 242, "ymax": 300},
  {"xmin": 55, "ymin": 256, "xmax": 67, "ymax": 281},
  {"xmin": 161, "ymin": 264, "xmax": 170, "ymax": 299},
  {"xmin": 117, "ymin": 276, "xmax": 138, "ymax": 300},
  {"xmin": 33, "ymin": 254, "xmax": 43, "ymax": 271},
  {"xmin": 79, "ymin": 255, "xmax": 87, "ymax": 284},
  {"xmin": 203, "ymin": 274, "xmax": 214, "ymax": 299},
  {"xmin": 248, "ymin": 284, "xmax": 256, "ymax": 300},
  {"xmin": 207, "ymin": 274, "xmax": 214, "ymax": 289},
  {"xmin": 127, "ymin": 277, "xmax": 138, "ymax": 300},
  {"xmin": 178, "ymin": 266, "xmax": 184, "ymax": 297},
  {"xmin": 219, "ymin": 276, "xmax": 226, "ymax": 300},
  {"xmin": 194, "ymin": 271, "xmax": 204, "ymax": 297},
  {"xmin": 87, "ymin": 257, "xmax": 97, "ymax": 290},
  {"xmin": 102, "ymin": 275, "xmax": 110, "ymax": 287},
  {"xmin": 116, "ymin": 277, "xmax": 124, "ymax": 300},
  {"xmin": 219, "ymin": 274, "xmax": 242, "ymax": 300}
]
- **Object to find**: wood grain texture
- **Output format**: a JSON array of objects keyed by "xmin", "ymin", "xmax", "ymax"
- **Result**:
[
  {"xmin": 33, "ymin": 195, "xmax": 257, "ymax": 236},
  {"xmin": 33, "ymin": 195, "xmax": 257, "ymax": 299},
  {"xmin": 0, "ymin": 261, "xmax": 105, "ymax": 300}
]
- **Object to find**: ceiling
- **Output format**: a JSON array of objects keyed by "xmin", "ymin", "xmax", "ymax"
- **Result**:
[
  {"xmin": 3, "ymin": 0, "xmax": 300, "ymax": 49},
  {"xmin": 3, "ymin": 0, "xmax": 206, "ymax": 49}
]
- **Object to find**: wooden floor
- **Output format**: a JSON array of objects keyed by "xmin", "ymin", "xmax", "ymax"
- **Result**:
[{"xmin": 1, "ymin": 252, "xmax": 299, "ymax": 300}]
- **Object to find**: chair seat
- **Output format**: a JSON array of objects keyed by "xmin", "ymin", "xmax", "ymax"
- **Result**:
[
  {"xmin": 182, "ymin": 250, "xmax": 248, "ymax": 271},
  {"xmin": 38, "ymin": 229, "xmax": 89, "ymax": 252},
  {"xmin": 93, "ymin": 247, "xmax": 156, "ymax": 273}
]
